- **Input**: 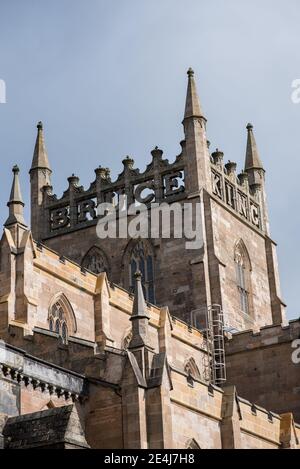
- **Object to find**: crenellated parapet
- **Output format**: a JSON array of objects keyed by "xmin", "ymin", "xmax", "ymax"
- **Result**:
[
  {"xmin": 210, "ymin": 148, "xmax": 262, "ymax": 230},
  {"xmin": 41, "ymin": 146, "xmax": 186, "ymax": 238}
]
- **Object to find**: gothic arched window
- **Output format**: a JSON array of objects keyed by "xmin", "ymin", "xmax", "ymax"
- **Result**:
[
  {"xmin": 129, "ymin": 240, "xmax": 155, "ymax": 304},
  {"xmin": 234, "ymin": 240, "xmax": 252, "ymax": 315},
  {"xmin": 49, "ymin": 301, "xmax": 68, "ymax": 344},
  {"xmin": 81, "ymin": 246, "xmax": 109, "ymax": 275},
  {"xmin": 48, "ymin": 294, "xmax": 77, "ymax": 344}
]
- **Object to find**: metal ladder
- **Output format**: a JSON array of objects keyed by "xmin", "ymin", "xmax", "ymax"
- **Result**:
[{"xmin": 204, "ymin": 304, "xmax": 226, "ymax": 386}]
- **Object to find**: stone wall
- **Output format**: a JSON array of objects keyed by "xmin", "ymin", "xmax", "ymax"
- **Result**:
[
  {"xmin": 207, "ymin": 195, "xmax": 274, "ymax": 330},
  {"xmin": 0, "ymin": 329, "xmax": 299, "ymax": 449},
  {"xmin": 43, "ymin": 202, "xmax": 206, "ymax": 327},
  {"xmin": 225, "ymin": 320, "xmax": 300, "ymax": 422}
]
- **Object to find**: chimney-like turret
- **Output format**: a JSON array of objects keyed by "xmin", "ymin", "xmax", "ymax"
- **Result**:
[
  {"xmin": 4, "ymin": 165, "xmax": 28, "ymax": 246},
  {"xmin": 244, "ymin": 123, "xmax": 269, "ymax": 234},
  {"xmin": 5, "ymin": 165, "xmax": 27, "ymax": 228}
]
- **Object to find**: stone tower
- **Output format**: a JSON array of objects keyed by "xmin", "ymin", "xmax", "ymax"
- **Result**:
[{"xmin": 29, "ymin": 70, "xmax": 286, "ymax": 331}]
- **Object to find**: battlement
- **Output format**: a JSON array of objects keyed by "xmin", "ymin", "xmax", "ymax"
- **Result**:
[
  {"xmin": 41, "ymin": 145, "xmax": 186, "ymax": 238},
  {"xmin": 225, "ymin": 319, "xmax": 300, "ymax": 354},
  {"xmin": 33, "ymin": 240, "xmax": 98, "ymax": 294},
  {"xmin": 210, "ymin": 151, "xmax": 263, "ymax": 230},
  {"xmin": 29, "ymin": 80, "xmax": 267, "ymax": 242},
  {"xmin": 39, "ymin": 141, "xmax": 265, "ymax": 239},
  {"xmin": 236, "ymin": 396, "xmax": 284, "ymax": 447}
]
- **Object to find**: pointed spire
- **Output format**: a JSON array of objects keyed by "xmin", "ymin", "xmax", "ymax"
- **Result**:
[
  {"xmin": 245, "ymin": 123, "xmax": 264, "ymax": 171},
  {"xmin": 9, "ymin": 165, "xmax": 23, "ymax": 204},
  {"xmin": 183, "ymin": 68, "xmax": 205, "ymax": 121},
  {"xmin": 182, "ymin": 68, "xmax": 210, "ymax": 193},
  {"xmin": 5, "ymin": 165, "xmax": 27, "ymax": 227},
  {"xmin": 131, "ymin": 271, "xmax": 150, "ymax": 320},
  {"xmin": 30, "ymin": 121, "xmax": 51, "ymax": 172},
  {"xmin": 128, "ymin": 271, "xmax": 150, "ymax": 349}
]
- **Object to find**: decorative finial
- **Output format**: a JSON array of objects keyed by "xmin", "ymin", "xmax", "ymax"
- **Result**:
[
  {"xmin": 212, "ymin": 149, "xmax": 224, "ymax": 166},
  {"xmin": 37, "ymin": 121, "xmax": 43, "ymax": 130},
  {"xmin": 134, "ymin": 270, "xmax": 142, "ymax": 280},
  {"xmin": 187, "ymin": 67, "xmax": 194, "ymax": 78},
  {"xmin": 151, "ymin": 146, "xmax": 163, "ymax": 159},
  {"xmin": 122, "ymin": 156, "xmax": 134, "ymax": 168},
  {"xmin": 68, "ymin": 174, "xmax": 79, "ymax": 186},
  {"xmin": 12, "ymin": 164, "xmax": 19, "ymax": 174},
  {"xmin": 225, "ymin": 160, "xmax": 237, "ymax": 176},
  {"xmin": 247, "ymin": 123, "xmax": 253, "ymax": 131}
]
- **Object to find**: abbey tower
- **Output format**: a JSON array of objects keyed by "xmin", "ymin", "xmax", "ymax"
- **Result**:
[
  {"xmin": 0, "ymin": 70, "xmax": 298, "ymax": 450},
  {"xmin": 29, "ymin": 69, "xmax": 285, "ymax": 332}
]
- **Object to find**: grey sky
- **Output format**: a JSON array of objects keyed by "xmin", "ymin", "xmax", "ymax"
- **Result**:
[{"xmin": 0, "ymin": 0, "xmax": 299, "ymax": 319}]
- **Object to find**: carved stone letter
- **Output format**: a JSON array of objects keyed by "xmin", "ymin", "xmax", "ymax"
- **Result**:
[
  {"xmin": 237, "ymin": 193, "xmax": 248, "ymax": 219},
  {"xmin": 212, "ymin": 173, "xmax": 222, "ymax": 199},
  {"xmin": 51, "ymin": 207, "xmax": 70, "ymax": 230},
  {"xmin": 250, "ymin": 203, "xmax": 260, "ymax": 227},
  {"xmin": 134, "ymin": 181, "xmax": 155, "ymax": 204},
  {"xmin": 225, "ymin": 182, "xmax": 234, "ymax": 208},
  {"xmin": 165, "ymin": 172, "xmax": 185, "ymax": 197},
  {"xmin": 78, "ymin": 200, "xmax": 97, "ymax": 223}
]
